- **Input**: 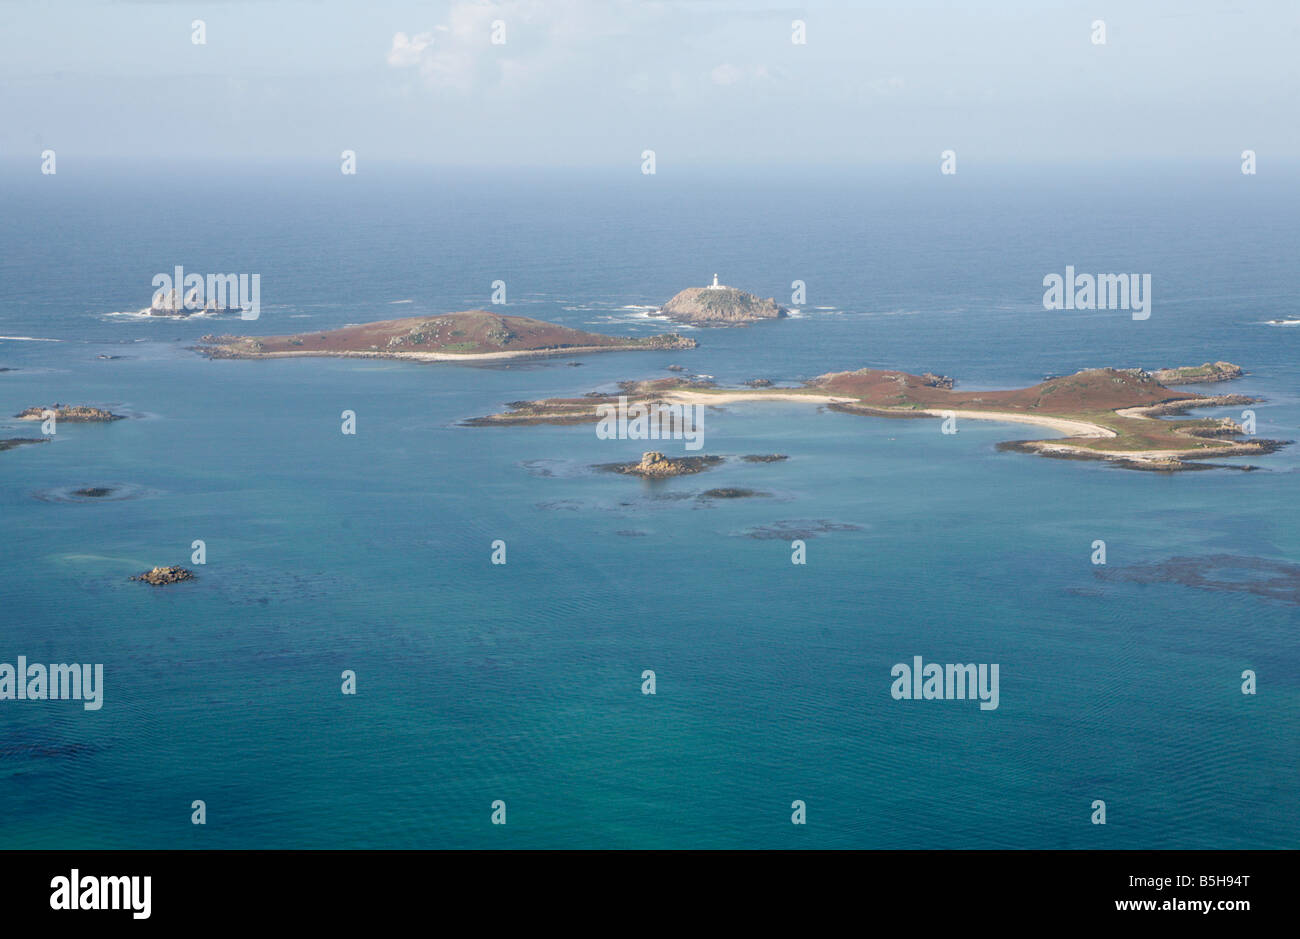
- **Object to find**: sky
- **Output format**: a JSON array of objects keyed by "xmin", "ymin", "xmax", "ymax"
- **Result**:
[{"xmin": 1, "ymin": 0, "xmax": 1298, "ymax": 167}]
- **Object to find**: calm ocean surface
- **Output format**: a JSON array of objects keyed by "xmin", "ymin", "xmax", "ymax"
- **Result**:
[{"xmin": 1, "ymin": 162, "xmax": 1296, "ymax": 848}]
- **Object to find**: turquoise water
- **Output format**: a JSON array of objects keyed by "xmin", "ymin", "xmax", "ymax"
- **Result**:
[{"xmin": 1, "ymin": 163, "xmax": 1296, "ymax": 848}]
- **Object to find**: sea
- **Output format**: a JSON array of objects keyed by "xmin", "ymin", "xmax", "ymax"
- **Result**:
[{"xmin": 0, "ymin": 160, "xmax": 1296, "ymax": 848}]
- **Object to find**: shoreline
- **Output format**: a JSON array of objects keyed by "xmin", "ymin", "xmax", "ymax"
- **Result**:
[
  {"xmin": 915, "ymin": 408, "xmax": 1116, "ymax": 439},
  {"xmin": 194, "ymin": 311, "xmax": 696, "ymax": 362},
  {"xmin": 196, "ymin": 343, "xmax": 668, "ymax": 363},
  {"xmin": 670, "ymin": 392, "xmax": 1273, "ymax": 465},
  {"xmin": 662, "ymin": 390, "xmax": 1118, "ymax": 439}
]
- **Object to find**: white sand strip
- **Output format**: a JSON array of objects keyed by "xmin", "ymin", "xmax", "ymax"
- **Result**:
[{"xmin": 663, "ymin": 390, "xmax": 1116, "ymax": 439}]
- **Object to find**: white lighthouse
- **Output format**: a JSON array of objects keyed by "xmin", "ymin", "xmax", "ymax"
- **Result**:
[{"xmin": 707, "ymin": 273, "xmax": 724, "ymax": 290}]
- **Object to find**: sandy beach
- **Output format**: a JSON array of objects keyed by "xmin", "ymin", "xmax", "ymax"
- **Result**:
[
  {"xmin": 655, "ymin": 389, "xmax": 1271, "ymax": 465},
  {"xmin": 663, "ymin": 390, "xmax": 858, "ymax": 407},
  {"xmin": 914, "ymin": 408, "xmax": 1116, "ymax": 438},
  {"xmin": 663, "ymin": 390, "xmax": 1118, "ymax": 439}
]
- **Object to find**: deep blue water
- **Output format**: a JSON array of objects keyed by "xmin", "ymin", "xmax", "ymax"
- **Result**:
[{"xmin": 0, "ymin": 162, "xmax": 1296, "ymax": 848}]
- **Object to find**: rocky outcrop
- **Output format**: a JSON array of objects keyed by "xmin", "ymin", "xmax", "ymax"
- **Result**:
[
  {"xmin": 660, "ymin": 285, "xmax": 787, "ymax": 326},
  {"xmin": 743, "ymin": 378, "xmax": 774, "ymax": 387},
  {"xmin": 148, "ymin": 287, "xmax": 242, "ymax": 317},
  {"xmin": 740, "ymin": 453, "xmax": 789, "ymax": 462},
  {"xmin": 131, "ymin": 566, "xmax": 196, "ymax": 586},
  {"xmin": 0, "ymin": 438, "xmax": 48, "ymax": 453},
  {"xmin": 631, "ymin": 451, "xmax": 685, "ymax": 477},
  {"xmin": 15, "ymin": 404, "xmax": 125, "ymax": 422},
  {"xmin": 1184, "ymin": 417, "xmax": 1246, "ymax": 438},
  {"xmin": 920, "ymin": 372, "xmax": 955, "ymax": 389},
  {"xmin": 608, "ymin": 451, "xmax": 723, "ymax": 477},
  {"xmin": 1149, "ymin": 362, "xmax": 1244, "ymax": 384}
]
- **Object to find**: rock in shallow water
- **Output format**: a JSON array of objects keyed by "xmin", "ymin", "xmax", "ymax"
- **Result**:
[
  {"xmin": 131, "ymin": 566, "xmax": 196, "ymax": 586},
  {"xmin": 605, "ymin": 451, "xmax": 724, "ymax": 477}
]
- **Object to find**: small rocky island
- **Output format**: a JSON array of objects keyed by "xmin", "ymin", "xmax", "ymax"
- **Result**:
[
  {"xmin": 602, "ymin": 451, "xmax": 724, "ymax": 477},
  {"xmin": 15, "ymin": 404, "xmax": 125, "ymax": 422},
  {"xmin": 659, "ymin": 275, "xmax": 788, "ymax": 327},
  {"xmin": 147, "ymin": 287, "xmax": 244, "ymax": 317},
  {"xmin": 1145, "ymin": 362, "xmax": 1244, "ymax": 384},
  {"xmin": 198, "ymin": 311, "xmax": 696, "ymax": 361},
  {"xmin": 131, "ymin": 566, "xmax": 196, "ymax": 586}
]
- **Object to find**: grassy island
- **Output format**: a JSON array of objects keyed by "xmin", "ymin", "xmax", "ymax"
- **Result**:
[{"xmin": 196, "ymin": 311, "xmax": 696, "ymax": 361}]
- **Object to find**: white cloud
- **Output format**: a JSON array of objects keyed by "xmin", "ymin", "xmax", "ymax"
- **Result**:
[
  {"xmin": 387, "ymin": 1, "xmax": 667, "ymax": 95},
  {"xmin": 387, "ymin": 32, "xmax": 434, "ymax": 68},
  {"xmin": 711, "ymin": 63, "xmax": 742, "ymax": 86},
  {"xmin": 711, "ymin": 63, "xmax": 771, "ymax": 87}
]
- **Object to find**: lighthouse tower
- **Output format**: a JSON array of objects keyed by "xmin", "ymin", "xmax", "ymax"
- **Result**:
[{"xmin": 708, "ymin": 273, "xmax": 722, "ymax": 290}]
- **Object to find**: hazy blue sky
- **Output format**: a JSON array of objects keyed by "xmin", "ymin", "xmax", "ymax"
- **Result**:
[{"xmin": 2, "ymin": 0, "xmax": 1297, "ymax": 166}]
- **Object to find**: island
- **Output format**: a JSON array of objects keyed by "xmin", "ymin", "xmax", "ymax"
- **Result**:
[
  {"xmin": 467, "ymin": 364, "xmax": 1286, "ymax": 471},
  {"xmin": 599, "ymin": 451, "xmax": 724, "ymax": 477},
  {"xmin": 113, "ymin": 286, "xmax": 245, "ymax": 318},
  {"xmin": 1144, "ymin": 362, "xmax": 1244, "ymax": 384},
  {"xmin": 196, "ymin": 311, "xmax": 696, "ymax": 361},
  {"xmin": 131, "ymin": 566, "xmax": 196, "ymax": 586},
  {"xmin": 15, "ymin": 404, "xmax": 125, "ymax": 422},
  {"xmin": 659, "ymin": 275, "xmax": 788, "ymax": 327}
]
